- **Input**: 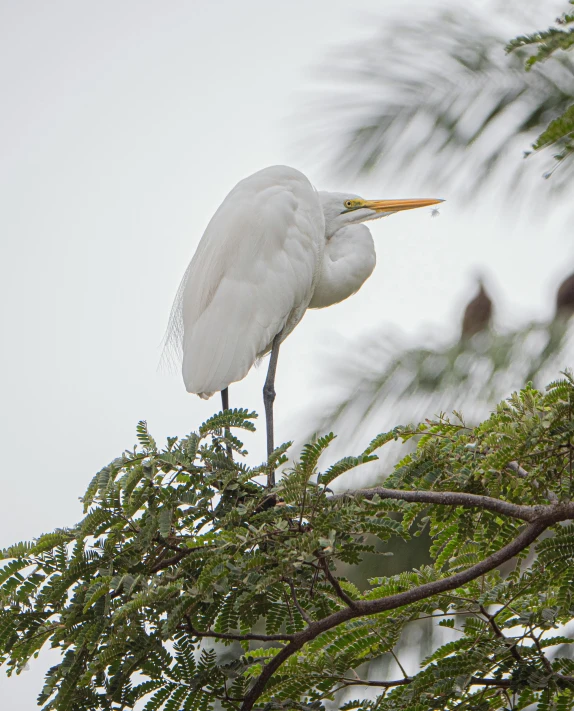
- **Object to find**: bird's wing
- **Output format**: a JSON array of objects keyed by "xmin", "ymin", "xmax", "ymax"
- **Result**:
[{"xmin": 166, "ymin": 166, "xmax": 325, "ymax": 397}]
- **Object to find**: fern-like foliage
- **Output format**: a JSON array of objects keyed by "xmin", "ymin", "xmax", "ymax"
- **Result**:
[
  {"xmin": 2, "ymin": 386, "xmax": 574, "ymax": 710},
  {"xmin": 507, "ymin": 1, "xmax": 574, "ymax": 172},
  {"xmin": 305, "ymin": 2, "xmax": 574, "ymax": 203},
  {"xmin": 302, "ymin": 318, "xmax": 574, "ymax": 472}
]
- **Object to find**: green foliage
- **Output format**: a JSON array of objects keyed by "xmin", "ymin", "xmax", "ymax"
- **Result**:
[
  {"xmin": 507, "ymin": 3, "xmax": 574, "ymax": 68},
  {"xmin": 533, "ymin": 103, "xmax": 574, "ymax": 153},
  {"xmin": 309, "ymin": 3, "xmax": 574, "ymax": 203},
  {"xmin": 507, "ymin": 1, "xmax": 574, "ymax": 171},
  {"xmin": 306, "ymin": 319, "xmax": 573, "ymax": 471},
  {"xmin": 3, "ymin": 385, "xmax": 574, "ymax": 711}
]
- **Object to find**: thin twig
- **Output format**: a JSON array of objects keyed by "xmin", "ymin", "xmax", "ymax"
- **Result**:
[
  {"xmin": 149, "ymin": 544, "xmax": 215, "ymax": 574},
  {"xmin": 334, "ymin": 675, "xmax": 515, "ymax": 689},
  {"xmin": 479, "ymin": 604, "xmax": 523, "ymax": 663},
  {"xmin": 327, "ymin": 676, "xmax": 413, "ymax": 688},
  {"xmin": 153, "ymin": 534, "xmax": 188, "ymax": 553},
  {"xmin": 284, "ymin": 578, "xmax": 313, "ymax": 624},
  {"xmin": 184, "ymin": 618, "xmax": 294, "ymax": 643},
  {"xmin": 531, "ymin": 629, "xmax": 554, "ymax": 674},
  {"xmin": 116, "ymin": 512, "xmax": 141, "ymax": 534},
  {"xmin": 320, "ymin": 558, "xmax": 357, "ymax": 609},
  {"xmin": 390, "ymin": 649, "xmax": 409, "ymax": 679}
]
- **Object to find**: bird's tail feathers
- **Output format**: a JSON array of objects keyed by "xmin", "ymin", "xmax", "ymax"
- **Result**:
[{"xmin": 157, "ymin": 261, "xmax": 193, "ymax": 375}]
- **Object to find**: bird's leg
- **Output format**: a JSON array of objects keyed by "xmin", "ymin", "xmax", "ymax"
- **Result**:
[
  {"xmin": 263, "ymin": 332, "xmax": 282, "ymax": 487},
  {"xmin": 221, "ymin": 387, "xmax": 229, "ymax": 411},
  {"xmin": 220, "ymin": 387, "xmax": 232, "ymax": 459}
]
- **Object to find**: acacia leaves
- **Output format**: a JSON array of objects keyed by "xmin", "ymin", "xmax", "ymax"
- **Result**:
[
  {"xmin": 507, "ymin": 1, "xmax": 574, "ymax": 171},
  {"xmin": 1, "ymin": 385, "xmax": 574, "ymax": 710}
]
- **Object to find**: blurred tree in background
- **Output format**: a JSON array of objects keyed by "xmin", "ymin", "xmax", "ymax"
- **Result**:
[
  {"xmin": 303, "ymin": 1, "xmax": 574, "ymax": 466},
  {"xmin": 508, "ymin": 0, "xmax": 574, "ymax": 172},
  {"xmin": 308, "ymin": 1, "xmax": 574, "ymax": 198},
  {"xmin": 305, "ymin": 289, "xmax": 574, "ymax": 473}
]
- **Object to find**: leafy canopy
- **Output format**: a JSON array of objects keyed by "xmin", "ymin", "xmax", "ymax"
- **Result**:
[{"xmin": 3, "ymin": 378, "xmax": 574, "ymax": 711}]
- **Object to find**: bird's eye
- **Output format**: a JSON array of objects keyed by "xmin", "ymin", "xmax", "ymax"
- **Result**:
[{"xmin": 345, "ymin": 200, "xmax": 353, "ymax": 208}]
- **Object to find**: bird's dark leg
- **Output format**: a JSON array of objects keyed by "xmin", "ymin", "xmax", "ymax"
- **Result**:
[
  {"xmin": 221, "ymin": 387, "xmax": 232, "ymax": 459},
  {"xmin": 264, "ymin": 332, "xmax": 282, "ymax": 487}
]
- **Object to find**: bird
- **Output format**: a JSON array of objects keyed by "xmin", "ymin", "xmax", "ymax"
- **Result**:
[
  {"xmin": 460, "ymin": 278, "xmax": 493, "ymax": 340},
  {"xmin": 555, "ymin": 271, "xmax": 574, "ymax": 320},
  {"xmin": 164, "ymin": 165, "xmax": 443, "ymax": 481}
]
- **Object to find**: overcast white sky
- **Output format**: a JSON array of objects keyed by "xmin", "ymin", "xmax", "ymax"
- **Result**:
[{"xmin": 0, "ymin": 1, "xmax": 572, "ymax": 706}]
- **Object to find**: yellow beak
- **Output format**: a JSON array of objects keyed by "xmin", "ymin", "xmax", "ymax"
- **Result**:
[{"xmin": 363, "ymin": 198, "xmax": 444, "ymax": 213}]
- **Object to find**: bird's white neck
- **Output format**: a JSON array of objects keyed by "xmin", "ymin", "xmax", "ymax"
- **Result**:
[{"xmin": 308, "ymin": 224, "xmax": 376, "ymax": 309}]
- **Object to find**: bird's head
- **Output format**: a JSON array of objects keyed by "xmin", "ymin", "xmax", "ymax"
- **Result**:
[{"xmin": 319, "ymin": 191, "xmax": 444, "ymax": 238}]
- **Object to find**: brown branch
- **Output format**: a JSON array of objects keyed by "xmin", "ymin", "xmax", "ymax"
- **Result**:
[
  {"xmin": 184, "ymin": 619, "xmax": 294, "ymax": 643},
  {"xmin": 479, "ymin": 604, "xmax": 522, "ymax": 663},
  {"xmin": 329, "ymin": 676, "xmax": 413, "ymax": 688},
  {"xmin": 240, "ymin": 505, "xmax": 574, "ymax": 711},
  {"xmin": 147, "ymin": 534, "xmax": 206, "ymax": 573},
  {"xmin": 530, "ymin": 630, "xmax": 555, "ymax": 674},
  {"xmin": 149, "ymin": 549, "xmax": 189, "ymax": 573},
  {"xmin": 149, "ymin": 544, "xmax": 214, "ymax": 574},
  {"xmin": 334, "ymin": 675, "xmax": 513, "ymax": 689},
  {"xmin": 153, "ymin": 534, "xmax": 189, "ymax": 553},
  {"xmin": 145, "ymin": 546, "xmax": 170, "ymax": 574},
  {"xmin": 320, "ymin": 558, "xmax": 358, "ymax": 609},
  {"xmin": 470, "ymin": 678, "xmax": 512, "ymax": 688},
  {"xmin": 329, "ymin": 486, "xmax": 545, "ymax": 521},
  {"xmin": 284, "ymin": 578, "xmax": 313, "ymax": 624}
]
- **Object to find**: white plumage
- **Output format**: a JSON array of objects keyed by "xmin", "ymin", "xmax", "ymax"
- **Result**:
[
  {"xmin": 165, "ymin": 165, "xmax": 442, "ymax": 405},
  {"xmin": 177, "ymin": 166, "xmax": 323, "ymax": 397},
  {"xmin": 308, "ymin": 223, "xmax": 376, "ymax": 309}
]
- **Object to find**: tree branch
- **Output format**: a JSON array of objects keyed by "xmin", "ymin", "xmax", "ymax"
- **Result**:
[
  {"xmin": 333, "ymin": 675, "xmax": 514, "ymax": 689},
  {"xmin": 240, "ymin": 505, "xmax": 574, "ymax": 711},
  {"xmin": 329, "ymin": 488, "xmax": 574, "ymax": 523},
  {"xmin": 330, "ymin": 676, "xmax": 413, "ymax": 688},
  {"xmin": 479, "ymin": 604, "xmax": 522, "ymax": 663},
  {"xmin": 184, "ymin": 618, "xmax": 294, "ymax": 643},
  {"xmin": 149, "ymin": 544, "xmax": 214, "ymax": 574},
  {"xmin": 320, "ymin": 558, "xmax": 358, "ymax": 609},
  {"xmin": 472, "ymin": 677, "xmax": 512, "ymax": 688},
  {"xmin": 284, "ymin": 578, "xmax": 313, "ymax": 624},
  {"xmin": 506, "ymin": 460, "xmax": 529, "ymax": 479},
  {"xmin": 153, "ymin": 533, "xmax": 189, "ymax": 553},
  {"xmin": 530, "ymin": 629, "xmax": 555, "ymax": 674}
]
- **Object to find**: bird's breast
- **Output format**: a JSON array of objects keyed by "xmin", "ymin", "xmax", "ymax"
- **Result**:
[{"xmin": 308, "ymin": 224, "xmax": 376, "ymax": 309}]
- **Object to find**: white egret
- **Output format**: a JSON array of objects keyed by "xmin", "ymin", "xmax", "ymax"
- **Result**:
[{"xmin": 165, "ymin": 166, "xmax": 442, "ymax": 481}]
